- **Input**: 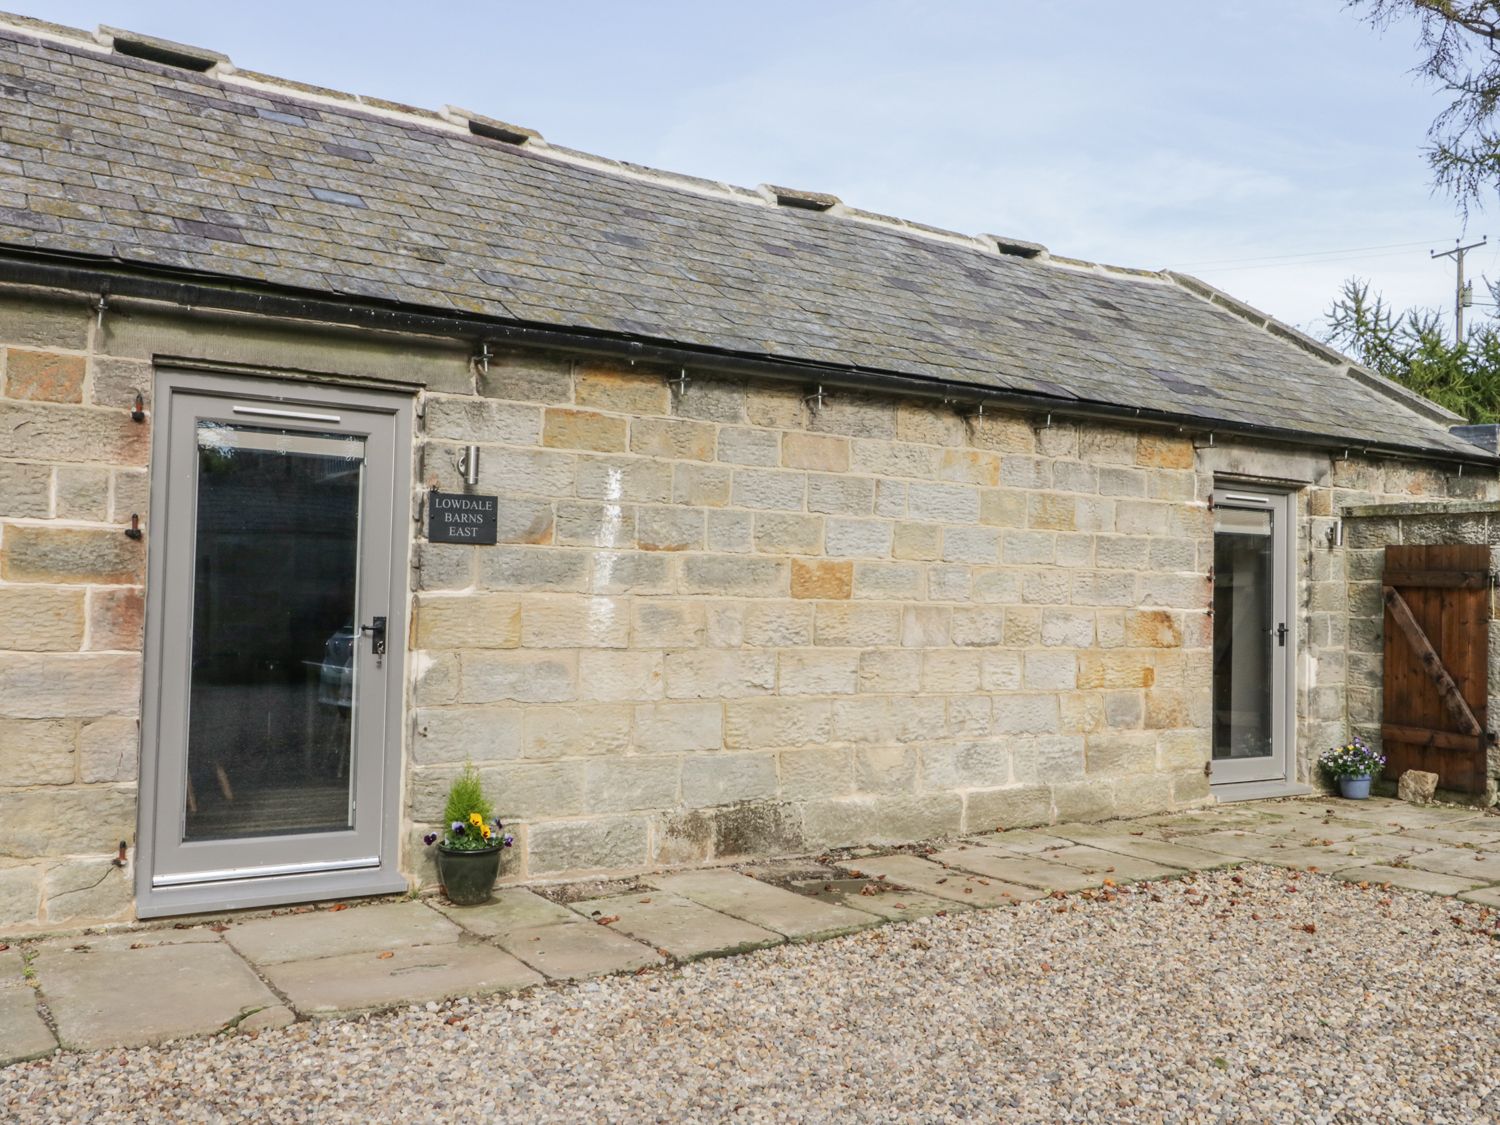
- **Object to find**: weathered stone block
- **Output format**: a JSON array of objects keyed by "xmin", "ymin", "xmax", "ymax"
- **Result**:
[
  {"xmin": 0, "ymin": 718, "xmax": 76, "ymax": 785},
  {"xmin": 423, "ymin": 396, "xmax": 542, "ymax": 444},
  {"xmin": 555, "ymin": 500, "xmax": 635, "ymax": 549},
  {"xmin": 1, "ymin": 526, "xmax": 144, "ymax": 585},
  {"xmin": 921, "ymin": 650, "xmax": 982, "ymax": 692},
  {"xmin": 0, "ymin": 461, "xmax": 51, "ymax": 518},
  {"xmin": 938, "ymin": 448, "xmax": 1001, "ymax": 486},
  {"xmin": 1051, "ymin": 780, "xmax": 1115, "ymax": 822},
  {"xmin": 528, "ymin": 815, "xmax": 650, "ymax": 875},
  {"xmin": 824, "ymin": 517, "xmax": 891, "ymax": 558},
  {"xmin": 782, "ymin": 431, "xmax": 849, "ymax": 472},
  {"xmin": 665, "ymin": 650, "xmax": 776, "ymax": 698},
  {"xmin": 637, "ymin": 507, "xmax": 706, "ymax": 552},
  {"xmin": 632, "ymin": 417, "xmax": 715, "ymax": 461},
  {"xmin": 717, "ymin": 426, "xmax": 780, "ymax": 466},
  {"xmin": 731, "ymin": 467, "xmax": 806, "ymax": 510},
  {"xmin": 779, "ymin": 746, "xmax": 853, "ymax": 800},
  {"xmin": 0, "ymin": 401, "xmax": 148, "ymax": 465},
  {"xmin": 814, "ymin": 603, "xmax": 899, "ymax": 647},
  {"xmin": 778, "ymin": 650, "xmax": 859, "ymax": 695},
  {"xmin": 461, "ymin": 651, "xmax": 576, "ymax": 703},
  {"xmin": 852, "ymin": 561, "xmax": 923, "ymax": 600},
  {"xmin": 414, "ymin": 542, "xmax": 475, "ymax": 591},
  {"xmin": 681, "ymin": 555, "xmax": 788, "ymax": 596},
  {"xmin": 578, "ymin": 650, "xmax": 664, "ymax": 701},
  {"xmin": 77, "ymin": 716, "xmax": 138, "ymax": 783},
  {"xmin": 754, "ymin": 512, "xmax": 823, "ymax": 554},
  {"xmin": 0, "ymin": 653, "xmax": 140, "ymax": 719},
  {"xmin": 920, "ymin": 741, "xmax": 1010, "ymax": 789},
  {"xmin": 411, "ymin": 705, "xmax": 523, "ymax": 765},
  {"xmin": 520, "ymin": 596, "xmax": 629, "ymax": 649},
  {"xmin": 43, "ymin": 858, "xmax": 132, "ymax": 924},
  {"xmin": 90, "ymin": 356, "xmax": 152, "ymax": 410},
  {"xmin": 522, "ymin": 704, "xmax": 632, "ymax": 759},
  {"xmin": 477, "ymin": 545, "xmax": 588, "ymax": 593},
  {"xmin": 710, "ymin": 800, "xmax": 806, "ymax": 858},
  {"xmin": 0, "ymin": 786, "xmax": 136, "ymax": 858},
  {"xmin": 542, "ymin": 407, "xmax": 627, "ymax": 452},
  {"xmin": 723, "ymin": 696, "xmax": 840, "ymax": 750},
  {"xmin": 681, "ymin": 751, "xmax": 778, "ymax": 807},
  {"xmin": 992, "ymin": 694, "xmax": 1061, "ymax": 734},
  {"xmin": 801, "ymin": 793, "xmax": 963, "ymax": 849},
  {"xmin": 414, "ymin": 594, "xmax": 521, "ymax": 649},
  {"xmin": 574, "ymin": 365, "xmax": 669, "ymax": 415},
  {"xmin": 672, "ymin": 377, "xmax": 746, "ymax": 424},
  {"xmin": 673, "ymin": 463, "xmax": 733, "ymax": 507},
  {"xmin": 860, "ymin": 649, "xmax": 920, "ymax": 694},
  {"xmin": 633, "ymin": 702, "xmax": 723, "ymax": 753},
  {"xmin": 583, "ymin": 757, "xmax": 681, "ymax": 813},
  {"xmin": 743, "ymin": 602, "xmax": 814, "ymax": 647},
  {"xmin": 0, "ymin": 586, "xmax": 85, "ymax": 652},
  {"xmin": 791, "ymin": 559, "xmax": 852, "ymax": 600},
  {"xmin": 907, "ymin": 482, "xmax": 979, "ymax": 523},
  {"xmin": 6, "ymin": 349, "xmax": 84, "ymax": 403},
  {"xmin": 951, "ymin": 607, "xmax": 1006, "ymax": 646},
  {"xmin": 479, "ymin": 761, "xmax": 587, "ymax": 820},
  {"xmin": 807, "ymin": 474, "xmax": 875, "ymax": 515},
  {"xmin": 964, "ymin": 785, "xmax": 1053, "ymax": 832},
  {"xmin": 54, "ymin": 466, "xmax": 109, "ymax": 520},
  {"xmin": 0, "ymin": 863, "xmax": 43, "ymax": 926}
]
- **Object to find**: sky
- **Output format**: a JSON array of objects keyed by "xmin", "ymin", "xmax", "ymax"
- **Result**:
[{"xmin": 30, "ymin": 0, "xmax": 1498, "ymax": 336}]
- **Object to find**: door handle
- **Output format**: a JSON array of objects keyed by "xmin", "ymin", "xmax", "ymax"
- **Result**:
[
  {"xmin": 1274, "ymin": 622, "xmax": 1288, "ymax": 647},
  {"xmin": 360, "ymin": 616, "xmax": 387, "ymax": 656}
]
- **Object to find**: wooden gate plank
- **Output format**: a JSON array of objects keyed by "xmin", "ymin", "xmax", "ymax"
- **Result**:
[{"xmin": 1381, "ymin": 585, "xmax": 1483, "ymax": 736}]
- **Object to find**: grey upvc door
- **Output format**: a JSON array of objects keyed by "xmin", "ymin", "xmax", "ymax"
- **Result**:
[
  {"xmin": 1210, "ymin": 485, "xmax": 1294, "ymax": 788},
  {"xmin": 137, "ymin": 372, "xmax": 411, "ymax": 917}
]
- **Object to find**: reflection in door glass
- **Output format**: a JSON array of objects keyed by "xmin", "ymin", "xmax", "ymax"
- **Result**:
[
  {"xmin": 1212, "ymin": 506, "xmax": 1274, "ymax": 761},
  {"xmin": 184, "ymin": 423, "xmax": 365, "ymax": 841}
]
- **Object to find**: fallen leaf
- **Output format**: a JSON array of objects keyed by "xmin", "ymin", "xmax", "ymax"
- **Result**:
[
  {"xmin": 209, "ymin": 923, "xmax": 230, "ymax": 933},
  {"xmin": 1040, "ymin": 961, "xmax": 1052, "ymax": 972},
  {"xmin": 962, "ymin": 887, "xmax": 973, "ymax": 894},
  {"xmin": 1299, "ymin": 924, "xmax": 1316, "ymax": 934},
  {"xmin": 638, "ymin": 898, "xmax": 652, "ymax": 904},
  {"xmin": 596, "ymin": 915, "xmax": 621, "ymax": 926},
  {"xmin": 1102, "ymin": 878, "xmax": 1116, "ymax": 888},
  {"xmin": 935, "ymin": 877, "xmax": 948, "ymax": 885},
  {"xmin": 377, "ymin": 950, "xmax": 394, "ymax": 960},
  {"xmin": 328, "ymin": 904, "xmax": 349, "ymax": 912}
]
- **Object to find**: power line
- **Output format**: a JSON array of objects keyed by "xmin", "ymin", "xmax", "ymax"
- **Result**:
[
  {"xmin": 1169, "ymin": 239, "xmax": 1446, "ymax": 270},
  {"xmin": 1190, "ymin": 248, "xmax": 1453, "ymax": 274}
]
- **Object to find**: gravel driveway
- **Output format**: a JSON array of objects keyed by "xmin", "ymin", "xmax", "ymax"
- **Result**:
[{"xmin": 4, "ymin": 865, "xmax": 1498, "ymax": 1123}]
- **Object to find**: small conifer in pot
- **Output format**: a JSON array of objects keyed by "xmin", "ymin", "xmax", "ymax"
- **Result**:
[{"xmin": 424, "ymin": 763, "xmax": 512, "ymax": 904}]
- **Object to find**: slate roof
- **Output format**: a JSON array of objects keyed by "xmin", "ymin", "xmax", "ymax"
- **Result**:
[{"xmin": 0, "ymin": 18, "xmax": 1484, "ymax": 459}]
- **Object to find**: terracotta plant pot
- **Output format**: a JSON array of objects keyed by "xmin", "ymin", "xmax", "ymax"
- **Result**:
[{"xmin": 437, "ymin": 844, "xmax": 502, "ymax": 905}]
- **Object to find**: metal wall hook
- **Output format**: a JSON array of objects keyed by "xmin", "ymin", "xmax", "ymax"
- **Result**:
[
  {"xmin": 131, "ymin": 392, "xmax": 146, "ymax": 423},
  {"xmin": 473, "ymin": 341, "xmax": 492, "ymax": 377},
  {"xmin": 95, "ymin": 290, "xmax": 109, "ymax": 333},
  {"xmin": 125, "ymin": 513, "xmax": 143, "ymax": 540},
  {"xmin": 803, "ymin": 384, "xmax": 825, "ymax": 414}
]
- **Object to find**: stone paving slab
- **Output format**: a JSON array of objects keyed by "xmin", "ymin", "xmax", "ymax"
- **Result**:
[
  {"xmin": 0, "ymin": 986, "xmax": 54, "ymax": 1066},
  {"xmin": 1403, "ymin": 847, "xmax": 1500, "ymax": 882},
  {"xmin": 262, "ymin": 941, "xmax": 542, "ymax": 1015},
  {"xmin": 966, "ymin": 830, "xmax": 1078, "ymax": 855},
  {"xmin": 1456, "ymin": 886, "xmax": 1500, "ymax": 907},
  {"xmin": 929, "ymin": 846, "xmax": 1118, "ymax": 892},
  {"xmin": 495, "ymin": 920, "xmax": 663, "ymax": 980},
  {"xmin": 790, "ymin": 878, "xmax": 964, "ymax": 921},
  {"xmin": 35, "ymin": 940, "xmax": 278, "ymax": 1049},
  {"xmin": 1253, "ymin": 820, "xmax": 1376, "ymax": 843},
  {"xmin": 1049, "ymin": 830, "xmax": 1245, "ymax": 871},
  {"xmin": 431, "ymin": 889, "xmax": 583, "ymax": 937},
  {"xmin": 1256, "ymin": 846, "xmax": 1378, "ymax": 873},
  {"xmin": 572, "ymin": 892, "xmax": 782, "ymax": 961},
  {"xmin": 1183, "ymin": 831, "xmax": 1298, "ymax": 860},
  {"xmin": 837, "ymin": 853, "xmax": 1044, "ymax": 906},
  {"xmin": 1031, "ymin": 844, "xmax": 1184, "ymax": 883},
  {"xmin": 224, "ymin": 901, "xmax": 459, "ymax": 965},
  {"xmin": 648, "ymin": 870, "xmax": 877, "ymax": 942},
  {"xmin": 1334, "ymin": 865, "xmax": 1493, "ymax": 896}
]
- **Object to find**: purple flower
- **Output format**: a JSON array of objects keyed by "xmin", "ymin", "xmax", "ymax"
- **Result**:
[
  {"xmin": 422, "ymin": 832, "xmax": 438, "ymax": 846},
  {"xmin": 502, "ymin": 834, "xmax": 515, "ymax": 848},
  {"xmin": 451, "ymin": 821, "xmax": 466, "ymax": 837}
]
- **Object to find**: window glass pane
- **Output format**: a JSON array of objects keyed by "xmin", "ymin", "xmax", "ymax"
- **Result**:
[
  {"xmin": 1212, "ymin": 507, "xmax": 1274, "ymax": 761},
  {"xmin": 183, "ymin": 423, "xmax": 364, "ymax": 841}
]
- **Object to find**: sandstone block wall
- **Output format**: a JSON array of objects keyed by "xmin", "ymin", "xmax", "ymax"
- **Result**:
[
  {"xmin": 406, "ymin": 352, "xmax": 1224, "ymax": 883},
  {"xmin": 0, "ymin": 293, "xmax": 147, "ymax": 928}
]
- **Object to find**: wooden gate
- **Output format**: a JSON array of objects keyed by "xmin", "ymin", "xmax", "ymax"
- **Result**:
[{"xmin": 1381, "ymin": 544, "xmax": 1492, "ymax": 793}]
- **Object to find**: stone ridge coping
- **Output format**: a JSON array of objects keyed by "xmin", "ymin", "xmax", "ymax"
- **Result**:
[{"xmin": 1342, "ymin": 499, "xmax": 1500, "ymax": 519}]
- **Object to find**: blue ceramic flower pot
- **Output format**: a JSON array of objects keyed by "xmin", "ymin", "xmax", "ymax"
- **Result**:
[{"xmin": 1338, "ymin": 774, "xmax": 1373, "ymax": 800}]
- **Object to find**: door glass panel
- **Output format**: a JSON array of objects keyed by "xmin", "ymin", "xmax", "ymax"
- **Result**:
[
  {"xmin": 1212, "ymin": 506, "xmax": 1273, "ymax": 761},
  {"xmin": 183, "ymin": 422, "xmax": 365, "ymax": 841}
]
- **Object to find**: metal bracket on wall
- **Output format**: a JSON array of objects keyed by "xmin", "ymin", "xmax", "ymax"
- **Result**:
[
  {"xmin": 667, "ymin": 368, "xmax": 689, "ymax": 397},
  {"xmin": 803, "ymin": 384, "xmax": 825, "ymax": 414},
  {"xmin": 473, "ymin": 341, "xmax": 492, "ymax": 378}
]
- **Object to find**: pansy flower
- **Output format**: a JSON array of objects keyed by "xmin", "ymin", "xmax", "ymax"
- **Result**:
[{"xmin": 423, "ymin": 832, "xmax": 438, "ymax": 846}]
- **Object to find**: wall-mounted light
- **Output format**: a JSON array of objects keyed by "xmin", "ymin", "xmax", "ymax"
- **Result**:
[
  {"xmin": 457, "ymin": 445, "xmax": 480, "ymax": 487},
  {"xmin": 1326, "ymin": 519, "xmax": 1344, "ymax": 549}
]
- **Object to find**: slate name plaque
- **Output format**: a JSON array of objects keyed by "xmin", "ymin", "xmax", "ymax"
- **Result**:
[{"xmin": 428, "ymin": 491, "xmax": 499, "ymax": 544}]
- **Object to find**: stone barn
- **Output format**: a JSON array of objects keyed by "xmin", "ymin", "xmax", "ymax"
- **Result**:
[{"xmin": 1, "ymin": 14, "xmax": 1497, "ymax": 930}]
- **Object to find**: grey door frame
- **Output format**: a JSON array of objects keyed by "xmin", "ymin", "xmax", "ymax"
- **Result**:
[
  {"xmin": 136, "ymin": 369, "xmax": 412, "ymax": 918},
  {"xmin": 1210, "ymin": 482, "xmax": 1296, "ymax": 790}
]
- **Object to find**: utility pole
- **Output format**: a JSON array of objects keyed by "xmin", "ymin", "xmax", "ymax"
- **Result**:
[{"xmin": 1432, "ymin": 236, "xmax": 1487, "ymax": 343}]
